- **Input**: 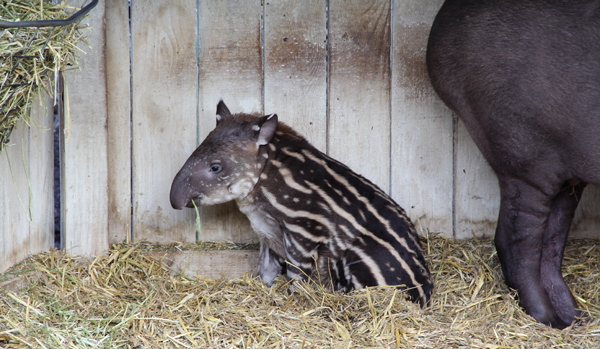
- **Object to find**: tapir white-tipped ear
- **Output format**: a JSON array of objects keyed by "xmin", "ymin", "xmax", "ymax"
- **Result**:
[
  {"xmin": 257, "ymin": 113, "xmax": 278, "ymax": 146},
  {"xmin": 216, "ymin": 99, "xmax": 231, "ymax": 125}
]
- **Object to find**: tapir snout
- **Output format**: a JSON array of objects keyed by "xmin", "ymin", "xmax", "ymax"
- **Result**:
[{"xmin": 169, "ymin": 171, "xmax": 194, "ymax": 210}]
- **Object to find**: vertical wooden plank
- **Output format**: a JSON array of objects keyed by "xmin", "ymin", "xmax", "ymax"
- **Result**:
[
  {"xmin": 0, "ymin": 122, "xmax": 30, "ymax": 273},
  {"xmin": 62, "ymin": 0, "xmax": 109, "ymax": 255},
  {"xmin": 571, "ymin": 185, "xmax": 600, "ymax": 239},
  {"xmin": 328, "ymin": 0, "xmax": 391, "ymax": 192},
  {"xmin": 197, "ymin": 0, "xmax": 262, "ymax": 243},
  {"xmin": 105, "ymin": 0, "xmax": 132, "ymax": 244},
  {"xmin": 28, "ymin": 93, "xmax": 55, "ymax": 255},
  {"xmin": 264, "ymin": 0, "xmax": 327, "ymax": 150},
  {"xmin": 391, "ymin": 0, "xmax": 453, "ymax": 236},
  {"xmin": 454, "ymin": 118, "xmax": 500, "ymax": 239},
  {"xmin": 198, "ymin": 0, "xmax": 263, "ymax": 133},
  {"xmin": 131, "ymin": 0, "xmax": 197, "ymax": 242},
  {"xmin": 0, "ymin": 143, "xmax": 10, "ymax": 273}
]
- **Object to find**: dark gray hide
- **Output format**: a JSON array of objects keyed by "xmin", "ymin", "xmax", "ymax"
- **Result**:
[
  {"xmin": 170, "ymin": 101, "xmax": 433, "ymax": 307},
  {"xmin": 427, "ymin": 0, "xmax": 600, "ymax": 328}
]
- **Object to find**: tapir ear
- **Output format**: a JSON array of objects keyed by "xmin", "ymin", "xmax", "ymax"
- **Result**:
[
  {"xmin": 256, "ymin": 113, "xmax": 278, "ymax": 146},
  {"xmin": 216, "ymin": 99, "xmax": 231, "ymax": 125}
]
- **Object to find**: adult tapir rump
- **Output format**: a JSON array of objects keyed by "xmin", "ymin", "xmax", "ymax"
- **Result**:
[
  {"xmin": 427, "ymin": 0, "xmax": 600, "ymax": 328},
  {"xmin": 170, "ymin": 101, "xmax": 433, "ymax": 307}
]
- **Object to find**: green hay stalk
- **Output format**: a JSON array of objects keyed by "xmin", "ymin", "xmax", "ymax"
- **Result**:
[{"xmin": 192, "ymin": 199, "xmax": 203, "ymax": 243}]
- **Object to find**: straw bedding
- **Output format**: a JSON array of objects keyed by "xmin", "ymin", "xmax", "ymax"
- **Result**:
[
  {"xmin": 0, "ymin": 0, "xmax": 88, "ymax": 152},
  {"xmin": 1, "ymin": 235, "xmax": 599, "ymax": 348}
]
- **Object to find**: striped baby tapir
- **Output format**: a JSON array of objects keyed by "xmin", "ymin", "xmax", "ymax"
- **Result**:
[{"xmin": 170, "ymin": 101, "xmax": 433, "ymax": 306}]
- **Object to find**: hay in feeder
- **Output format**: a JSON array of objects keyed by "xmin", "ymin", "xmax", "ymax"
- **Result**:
[
  {"xmin": 0, "ymin": 0, "xmax": 90, "ymax": 152},
  {"xmin": 1, "ymin": 235, "xmax": 600, "ymax": 348}
]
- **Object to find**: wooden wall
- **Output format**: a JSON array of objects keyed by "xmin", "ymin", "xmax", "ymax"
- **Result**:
[
  {"xmin": 2, "ymin": 0, "xmax": 600, "ymax": 273},
  {"xmin": 0, "ymin": 94, "xmax": 54, "ymax": 274},
  {"xmin": 61, "ymin": 0, "xmax": 109, "ymax": 256},
  {"xmin": 117, "ymin": 0, "xmax": 600, "ymax": 243}
]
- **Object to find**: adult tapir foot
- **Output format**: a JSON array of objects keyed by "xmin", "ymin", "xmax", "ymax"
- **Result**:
[
  {"xmin": 494, "ymin": 177, "xmax": 579, "ymax": 329},
  {"xmin": 514, "ymin": 283, "xmax": 569, "ymax": 329},
  {"xmin": 540, "ymin": 182, "xmax": 586, "ymax": 325}
]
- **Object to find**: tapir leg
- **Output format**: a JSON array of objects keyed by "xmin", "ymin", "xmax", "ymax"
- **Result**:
[
  {"xmin": 257, "ymin": 242, "xmax": 283, "ymax": 286},
  {"xmin": 494, "ymin": 176, "xmax": 568, "ymax": 328},
  {"xmin": 541, "ymin": 182, "xmax": 585, "ymax": 325}
]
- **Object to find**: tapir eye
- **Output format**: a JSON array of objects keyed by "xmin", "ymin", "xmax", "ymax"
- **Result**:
[{"xmin": 209, "ymin": 164, "xmax": 222, "ymax": 173}]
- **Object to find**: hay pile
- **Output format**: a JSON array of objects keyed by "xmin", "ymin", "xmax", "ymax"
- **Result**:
[
  {"xmin": 0, "ymin": 0, "xmax": 89, "ymax": 152},
  {"xmin": 1, "ymin": 235, "xmax": 599, "ymax": 348}
]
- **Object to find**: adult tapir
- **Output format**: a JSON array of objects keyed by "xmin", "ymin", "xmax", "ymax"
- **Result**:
[{"xmin": 426, "ymin": 0, "xmax": 600, "ymax": 328}]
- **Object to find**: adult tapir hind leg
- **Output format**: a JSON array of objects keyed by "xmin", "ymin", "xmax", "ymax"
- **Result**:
[
  {"xmin": 493, "ymin": 176, "xmax": 569, "ymax": 328},
  {"xmin": 541, "ymin": 182, "xmax": 586, "ymax": 325}
]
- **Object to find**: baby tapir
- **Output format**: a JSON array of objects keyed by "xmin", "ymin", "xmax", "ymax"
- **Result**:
[{"xmin": 170, "ymin": 101, "xmax": 433, "ymax": 306}]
